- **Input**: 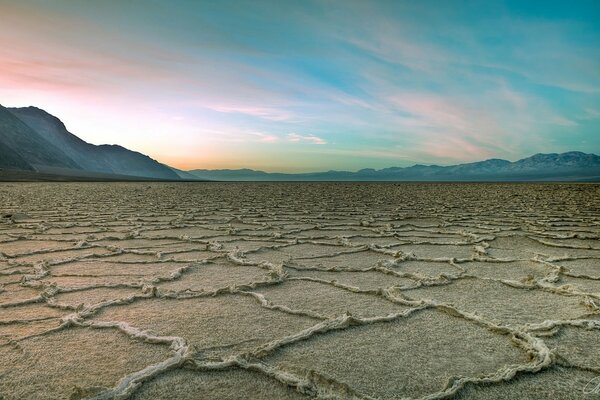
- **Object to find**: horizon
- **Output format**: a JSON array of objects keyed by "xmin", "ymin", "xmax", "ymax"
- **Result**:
[
  {"xmin": 186, "ymin": 150, "xmax": 597, "ymax": 174},
  {"xmin": 1, "ymin": 1, "xmax": 599, "ymax": 172}
]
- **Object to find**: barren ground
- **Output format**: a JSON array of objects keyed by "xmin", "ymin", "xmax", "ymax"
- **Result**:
[{"xmin": 0, "ymin": 182, "xmax": 599, "ymax": 399}]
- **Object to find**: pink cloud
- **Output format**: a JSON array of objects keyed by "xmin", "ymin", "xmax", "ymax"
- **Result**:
[
  {"xmin": 388, "ymin": 94, "xmax": 469, "ymax": 130},
  {"xmin": 248, "ymin": 131, "xmax": 279, "ymax": 143},
  {"xmin": 384, "ymin": 90, "xmax": 533, "ymax": 159},
  {"xmin": 420, "ymin": 136, "xmax": 495, "ymax": 162}
]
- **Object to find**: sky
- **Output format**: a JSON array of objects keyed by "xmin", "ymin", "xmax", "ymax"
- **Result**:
[{"xmin": 0, "ymin": 0, "xmax": 599, "ymax": 172}]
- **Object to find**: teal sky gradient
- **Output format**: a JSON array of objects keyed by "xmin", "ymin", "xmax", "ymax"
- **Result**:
[{"xmin": 0, "ymin": 0, "xmax": 599, "ymax": 171}]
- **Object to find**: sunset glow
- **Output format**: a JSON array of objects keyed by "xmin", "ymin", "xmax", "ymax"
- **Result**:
[{"xmin": 1, "ymin": 0, "xmax": 599, "ymax": 172}]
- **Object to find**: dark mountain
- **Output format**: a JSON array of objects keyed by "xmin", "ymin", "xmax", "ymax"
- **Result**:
[
  {"xmin": 188, "ymin": 152, "xmax": 600, "ymax": 181},
  {"xmin": 0, "ymin": 140, "xmax": 34, "ymax": 171},
  {"xmin": 0, "ymin": 105, "xmax": 81, "ymax": 171},
  {"xmin": 1, "ymin": 105, "xmax": 179, "ymax": 179}
]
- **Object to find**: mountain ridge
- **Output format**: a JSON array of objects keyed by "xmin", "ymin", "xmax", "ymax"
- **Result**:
[
  {"xmin": 0, "ymin": 104, "xmax": 598, "ymax": 182},
  {"xmin": 0, "ymin": 104, "xmax": 179, "ymax": 179},
  {"xmin": 188, "ymin": 151, "xmax": 600, "ymax": 181},
  {"xmin": 0, "ymin": 105, "xmax": 82, "ymax": 171}
]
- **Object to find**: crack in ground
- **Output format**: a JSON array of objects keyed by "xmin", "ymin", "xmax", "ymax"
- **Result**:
[{"xmin": 0, "ymin": 182, "xmax": 598, "ymax": 399}]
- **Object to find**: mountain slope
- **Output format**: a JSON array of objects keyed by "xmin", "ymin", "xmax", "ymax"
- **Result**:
[
  {"xmin": 0, "ymin": 139, "xmax": 33, "ymax": 170},
  {"xmin": 0, "ymin": 105, "xmax": 81, "ymax": 171},
  {"xmin": 188, "ymin": 152, "xmax": 600, "ymax": 181},
  {"xmin": 6, "ymin": 106, "xmax": 179, "ymax": 179},
  {"xmin": 169, "ymin": 167, "xmax": 202, "ymax": 180}
]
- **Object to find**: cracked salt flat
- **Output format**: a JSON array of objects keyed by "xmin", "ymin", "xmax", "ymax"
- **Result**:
[{"xmin": 0, "ymin": 182, "xmax": 599, "ymax": 399}]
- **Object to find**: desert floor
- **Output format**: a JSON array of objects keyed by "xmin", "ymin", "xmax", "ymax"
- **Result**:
[{"xmin": 0, "ymin": 182, "xmax": 599, "ymax": 400}]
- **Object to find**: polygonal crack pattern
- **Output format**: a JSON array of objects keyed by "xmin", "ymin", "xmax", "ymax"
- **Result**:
[{"xmin": 0, "ymin": 182, "xmax": 599, "ymax": 399}]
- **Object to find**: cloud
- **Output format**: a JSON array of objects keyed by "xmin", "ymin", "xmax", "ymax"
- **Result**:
[
  {"xmin": 549, "ymin": 116, "xmax": 578, "ymax": 127},
  {"xmin": 583, "ymin": 108, "xmax": 600, "ymax": 120},
  {"xmin": 249, "ymin": 131, "xmax": 279, "ymax": 143},
  {"xmin": 208, "ymin": 105, "xmax": 295, "ymax": 121},
  {"xmin": 287, "ymin": 133, "xmax": 327, "ymax": 145}
]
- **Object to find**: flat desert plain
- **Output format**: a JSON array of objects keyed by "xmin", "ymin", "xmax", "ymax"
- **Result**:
[{"xmin": 0, "ymin": 182, "xmax": 599, "ymax": 400}]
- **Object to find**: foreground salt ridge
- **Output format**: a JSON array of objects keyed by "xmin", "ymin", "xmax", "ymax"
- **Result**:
[{"xmin": 0, "ymin": 183, "xmax": 598, "ymax": 399}]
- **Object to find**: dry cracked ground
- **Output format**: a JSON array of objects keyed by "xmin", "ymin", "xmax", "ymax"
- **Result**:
[{"xmin": 0, "ymin": 182, "xmax": 599, "ymax": 400}]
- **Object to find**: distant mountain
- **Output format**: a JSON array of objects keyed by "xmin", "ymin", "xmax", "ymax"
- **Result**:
[
  {"xmin": 0, "ymin": 104, "xmax": 179, "ymax": 180},
  {"xmin": 188, "ymin": 168, "xmax": 278, "ymax": 181},
  {"xmin": 2, "ymin": 103, "xmax": 598, "ymax": 182},
  {"xmin": 188, "ymin": 152, "xmax": 600, "ymax": 181},
  {"xmin": 169, "ymin": 167, "xmax": 201, "ymax": 180}
]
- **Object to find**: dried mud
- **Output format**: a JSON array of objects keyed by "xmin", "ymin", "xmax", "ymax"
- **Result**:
[{"xmin": 0, "ymin": 182, "xmax": 599, "ymax": 399}]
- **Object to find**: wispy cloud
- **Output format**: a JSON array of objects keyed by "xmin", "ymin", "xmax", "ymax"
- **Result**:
[
  {"xmin": 287, "ymin": 133, "xmax": 327, "ymax": 145},
  {"xmin": 208, "ymin": 105, "xmax": 295, "ymax": 121},
  {"xmin": 249, "ymin": 131, "xmax": 279, "ymax": 143}
]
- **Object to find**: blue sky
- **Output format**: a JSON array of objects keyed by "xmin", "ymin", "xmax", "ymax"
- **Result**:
[{"xmin": 0, "ymin": 0, "xmax": 598, "ymax": 171}]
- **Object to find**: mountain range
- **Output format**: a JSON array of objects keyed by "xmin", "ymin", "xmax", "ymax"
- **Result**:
[
  {"xmin": 0, "ymin": 104, "xmax": 599, "ymax": 182},
  {"xmin": 0, "ymin": 104, "xmax": 178, "ymax": 180},
  {"xmin": 188, "ymin": 152, "xmax": 600, "ymax": 181}
]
